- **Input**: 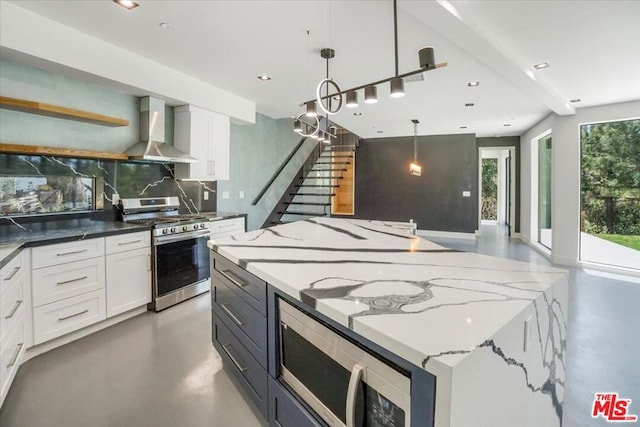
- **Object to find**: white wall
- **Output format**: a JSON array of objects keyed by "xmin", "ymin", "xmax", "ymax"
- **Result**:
[{"xmin": 520, "ymin": 100, "xmax": 640, "ymax": 266}]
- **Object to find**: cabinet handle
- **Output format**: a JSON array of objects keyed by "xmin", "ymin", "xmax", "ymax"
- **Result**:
[
  {"xmin": 56, "ymin": 249, "xmax": 88, "ymax": 256},
  {"xmin": 221, "ymin": 344, "xmax": 247, "ymax": 373},
  {"xmin": 220, "ymin": 269, "xmax": 248, "ymax": 288},
  {"xmin": 148, "ymin": 254, "xmax": 152, "ymax": 272},
  {"xmin": 118, "ymin": 239, "xmax": 142, "ymax": 246},
  {"xmin": 346, "ymin": 364, "xmax": 364, "ymax": 427},
  {"xmin": 7, "ymin": 343, "xmax": 24, "ymax": 368},
  {"xmin": 56, "ymin": 275, "xmax": 88, "ymax": 285},
  {"xmin": 5, "ymin": 300, "xmax": 22, "ymax": 319},
  {"xmin": 58, "ymin": 309, "xmax": 89, "ymax": 321},
  {"xmin": 3, "ymin": 266, "xmax": 21, "ymax": 281},
  {"xmin": 220, "ymin": 303, "xmax": 247, "ymax": 326}
]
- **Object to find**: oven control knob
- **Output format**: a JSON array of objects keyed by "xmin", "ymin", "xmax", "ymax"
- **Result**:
[
  {"xmin": 200, "ymin": 223, "xmax": 207, "ymax": 229},
  {"xmin": 193, "ymin": 224, "xmax": 199, "ymax": 230},
  {"xmin": 162, "ymin": 229, "xmax": 169, "ymax": 235},
  {"xmin": 182, "ymin": 225, "xmax": 188, "ymax": 232},
  {"xmin": 170, "ymin": 227, "xmax": 177, "ymax": 233}
]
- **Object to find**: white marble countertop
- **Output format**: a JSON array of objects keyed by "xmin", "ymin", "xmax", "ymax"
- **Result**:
[{"xmin": 208, "ymin": 218, "xmax": 568, "ymax": 374}]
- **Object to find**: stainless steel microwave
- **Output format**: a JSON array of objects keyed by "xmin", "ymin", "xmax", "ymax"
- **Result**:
[{"xmin": 279, "ymin": 299, "xmax": 411, "ymax": 427}]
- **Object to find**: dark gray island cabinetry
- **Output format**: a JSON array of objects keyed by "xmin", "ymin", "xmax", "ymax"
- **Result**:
[{"xmin": 208, "ymin": 218, "xmax": 568, "ymax": 427}]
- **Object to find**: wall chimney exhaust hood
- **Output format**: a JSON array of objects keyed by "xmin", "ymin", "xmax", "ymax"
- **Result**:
[{"xmin": 125, "ymin": 97, "xmax": 198, "ymax": 163}]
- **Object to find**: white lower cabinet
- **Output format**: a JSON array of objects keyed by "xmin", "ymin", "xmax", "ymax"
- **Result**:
[
  {"xmin": 0, "ymin": 248, "xmax": 30, "ymax": 407},
  {"xmin": 105, "ymin": 246, "xmax": 151, "ymax": 317}
]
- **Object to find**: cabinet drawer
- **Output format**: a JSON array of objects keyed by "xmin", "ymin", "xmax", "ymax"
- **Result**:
[
  {"xmin": 32, "ymin": 257, "xmax": 105, "ymax": 307},
  {"xmin": 213, "ymin": 279, "xmax": 267, "ymax": 368},
  {"xmin": 1, "ymin": 252, "xmax": 23, "ymax": 289},
  {"xmin": 33, "ymin": 289, "xmax": 106, "ymax": 345},
  {"xmin": 213, "ymin": 313, "xmax": 267, "ymax": 418},
  {"xmin": 268, "ymin": 377, "xmax": 325, "ymax": 427},
  {"xmin": 105, "ymin": 231, "xmax": 151, "ymax": 255},
  {"xmin": 1, "ymin": 321, "xmax": 26, "ymax": 400},
  {"xmin": 0, "ymin": 271, "xmax": 25, "ymax": 343},
  {"xmin": 32, "ymin": 238, "xmax": 104, "ymax": 269},
  {"xmin": 209, "ymin": 217, "xmax": 245, "ymax": 235},
  {"xmin": 212, "ymin": 254, "xmax": 266, "ymax": 315}
]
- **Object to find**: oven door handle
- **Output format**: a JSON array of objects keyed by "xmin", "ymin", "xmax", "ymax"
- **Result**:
[
  {"xmin": 346, "ymin": 364, "xmax": 364, "ymax": 427},
  {"xmin": 155, "ymin": 230, "xmax": 210, "ymax": 245}
]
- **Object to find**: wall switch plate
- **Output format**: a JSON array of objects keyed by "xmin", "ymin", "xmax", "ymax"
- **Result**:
[
  {"xmin": 222, "ymin": 191, "xmax": 230, "ymax": 199},
  {"xmin": 239, "ymin": 191, "xmax": 245, "ymax": 199},
  {"xmin": 203, "ymin": 191, "xmax": 209, "ymax": 201},
  {"xmin": 462, "ymin": 191, "xmax": 471, "ymax": 197}
]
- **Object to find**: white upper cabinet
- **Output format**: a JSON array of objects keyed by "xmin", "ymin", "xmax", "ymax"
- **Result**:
[{"xmin": 173, "ymin": 105, "xmax": 230, "ymax": 181}]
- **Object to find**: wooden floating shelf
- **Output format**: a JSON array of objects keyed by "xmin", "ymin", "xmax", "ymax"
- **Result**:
[
  {"xmin": 0, "ymin": 96, "xmax": 129, "ymax": 127},
  {"xmin": 0, "ymin": 142, "xmax": 129, "ymax": 161}
]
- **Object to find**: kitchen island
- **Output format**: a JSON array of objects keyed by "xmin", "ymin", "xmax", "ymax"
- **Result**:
[{"xmin": 208, "ymin": 218, "xmax": 568, "ymax": 427}]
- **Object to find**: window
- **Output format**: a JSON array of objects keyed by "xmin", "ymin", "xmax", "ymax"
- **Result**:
[
  {"xmin": 0, "ymin": 175, "xmax": 99, "ymax": 216},
  {"xmin": 580, "ymin": 118, "xmax": 640, "ymax": 270}
]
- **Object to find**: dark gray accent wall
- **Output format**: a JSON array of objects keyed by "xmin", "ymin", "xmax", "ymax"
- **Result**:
[
  {"xmin": 354, "ymin": 134, "xmax": 478, "ymax": 233},
  {"xmin": 476, "ymin": 136, "xmax": 520, "ymax": 233}
]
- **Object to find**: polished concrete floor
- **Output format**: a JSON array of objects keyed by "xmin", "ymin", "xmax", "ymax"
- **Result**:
[{"xmin": 1, "ymin": 225, "xmax": 638, "ymax": 427}]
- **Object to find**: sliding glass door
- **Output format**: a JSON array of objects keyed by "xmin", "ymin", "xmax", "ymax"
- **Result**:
[{"xmin": 580, "ymin": 119, "xmax": 640, "ymax": 270}]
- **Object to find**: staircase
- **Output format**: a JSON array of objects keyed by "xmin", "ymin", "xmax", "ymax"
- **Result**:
[{"xmin": 263, "ymin": 140, "xmax": 357, "ymax": 227}]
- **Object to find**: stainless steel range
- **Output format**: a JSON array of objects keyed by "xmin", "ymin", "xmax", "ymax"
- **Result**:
[{"xmin": 118, "ymin": 197, "xmax": 210, "ymax": 311}]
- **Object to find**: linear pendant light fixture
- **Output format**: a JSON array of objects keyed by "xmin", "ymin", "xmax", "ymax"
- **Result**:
[
  {"xmin": 296, "ymin": 0, "xmax": 447, "ymax": 124},
  {"xmin": 409, "ymin": 119, "xmax": 422, "ymax": 176}
]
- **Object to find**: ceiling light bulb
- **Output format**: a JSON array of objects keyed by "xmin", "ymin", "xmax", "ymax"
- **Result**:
[
  {"xmin": 113, "ymin": 0, "xmax": 139, "ymax": 10},
  {"xmin": 364, "ymin": 85, "xmax": 378, "ymax": 104},
  {"xmin": 390, "ymin": 78, "xmax": 405, "ymax": 98},
  {"xmin": 305, "ymin": 101, "xmax": 318, "ymax": 117},
  {"xmin": 345, "ymin": 91, "xmax": 359, "ymax": 108},
  {"xmin": 257, "ymin": 74, "xmax": 271, "ymax": 81}
]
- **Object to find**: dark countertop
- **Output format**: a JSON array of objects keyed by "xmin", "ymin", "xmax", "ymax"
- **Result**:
[{"xmin": 0, "ymin": 218, "xmax": 151, "ymax": 269}]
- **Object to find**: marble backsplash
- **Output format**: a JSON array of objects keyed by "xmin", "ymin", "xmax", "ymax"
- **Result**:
[{"xmin": 0, "ymin": 153, "xmax": 216, "ymax": 229}]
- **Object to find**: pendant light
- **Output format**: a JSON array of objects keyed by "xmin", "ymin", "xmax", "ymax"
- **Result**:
[
  {"xmin": 345, "ymin": 90, "xmax": 359, "ymax": 108},
  {"xmin": 364, "ymin": 85, "xmax": 378, "ymax": 104},
  {"xmin": 409, "ymin": 119, "xmax": 422, "ymax": 176}
]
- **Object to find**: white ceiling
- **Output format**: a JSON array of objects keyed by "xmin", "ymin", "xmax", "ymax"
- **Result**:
[{"xmin": 4, "ymin": 0, "xmax": 640, "ymax": 139}]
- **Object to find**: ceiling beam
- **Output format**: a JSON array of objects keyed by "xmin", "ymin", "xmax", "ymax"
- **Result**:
[{"xmin": 399, "ymin": 0, "xmax": 575, "ymax": 116}]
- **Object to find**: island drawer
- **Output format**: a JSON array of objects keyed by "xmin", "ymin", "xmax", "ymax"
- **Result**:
[
  {"xmin": 212, "ymin": 254, "xmax": 266, "ymax": 315},
  {"xmin": 213, "ymin": 278, "xmax": 267, "ymax": 369},
  {"xmin": 32, "ymin": 238, "xmax": 104, "ymax": 269},
  {"xmin": 213, "ymin": 313, "xmax": 268, "ymax": 418},
  {"xmin": 268, "ymin": 377, "xmax": 326, "ymax": 427},
  {"xmin": 105, "ymin": 230, "xmax": 150, "ymax": 255},
  {"xmin": 32, "ymin": 257, "xmax": 105, "ymax": 307},
  {"xmin": 33, "ymin": 289, "xmax": 106, "ymax": 345},
  {"xmin": 209, "ymin": 217, "xmax": 245, "ymax": 236}
]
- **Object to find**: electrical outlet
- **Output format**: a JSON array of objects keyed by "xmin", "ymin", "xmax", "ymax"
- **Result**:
[
  {"xmin": 462, "ymin": 191, "xmax": 471, "ymax": 197},
  {"xmin": 203, "ymin": 191, "xmax": 209, "ymax": 201},
  {"xmin": 222, "ymin": 191, "xmax": 230, "ymax": 200},
  {"xmin": 239, "ymin": 191, "xmax": 245, "ymax": 199}
]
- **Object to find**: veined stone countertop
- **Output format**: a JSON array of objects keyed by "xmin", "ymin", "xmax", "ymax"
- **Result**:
[{"xmin": 208, "ymin": 217, "xmax": 569, "ymax": 427}]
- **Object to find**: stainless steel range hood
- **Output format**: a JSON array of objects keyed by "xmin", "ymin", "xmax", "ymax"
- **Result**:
[{"xmin": 125, "ymin": 97, "xmax": 198, "ymax": 163}]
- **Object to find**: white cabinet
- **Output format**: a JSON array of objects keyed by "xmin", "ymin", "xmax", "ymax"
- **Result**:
[
  {"xmin": 105, "ymin": 231, "xmax": 151, "ymax": 317},
  {"xmin": 173, "ymin": 105, "xmax": 230, "ymax": 181},
  {"xmin": 31, "ymin": 238, "xmax": 106, "ymax": 345},
  {"xmin": 209, "ymin": 217, "xmax": 246, "ymax": 242},
  {"xmin": 1, "ymin": 249, "xmax": 29, "ymax": 407}
]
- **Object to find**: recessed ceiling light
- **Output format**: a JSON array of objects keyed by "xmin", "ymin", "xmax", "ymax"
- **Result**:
[
  {"xmin": 503, "ymin": 124, "xmax": 511, "ymax": 127},
  {"xmin": 159, "ymin": 22, "xmax": 171, "ymax": 29},
  {"xmin": 465, "ymin": 103, "xmax": 474, "ymax": 107},
  {"xmin": 460, "ymin": 126, "xmax": 467, "ymax": 129},
  {"xmin": 353, "ymin": 112, "xmax": 362, "ymax": 116},
  {"xmin": 570, "ymin": 98, "xmax": 582, "ymax": 103},
  {"xmin": 467, "ymin": 81, "xmax": 480, "ymax": 87},
  {"xmin": 113, "ymin": 0, "xmax": 139, "ymax": 10},
  {"xmin": 533, "ymin": 62, "xmax": 550, "ymax": 70},
  {"xmin": 257, "ymin": 75, "xmax": 271, "ymax": 81}
]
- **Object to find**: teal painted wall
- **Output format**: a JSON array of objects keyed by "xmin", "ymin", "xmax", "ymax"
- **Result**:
[
  {"xmin": 217, "ymin": 113, "xmax": 314, "ymax": 230},
  {"xmin": 0, "ymin": 59, "xmax": 174, "ymax": 153}
]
